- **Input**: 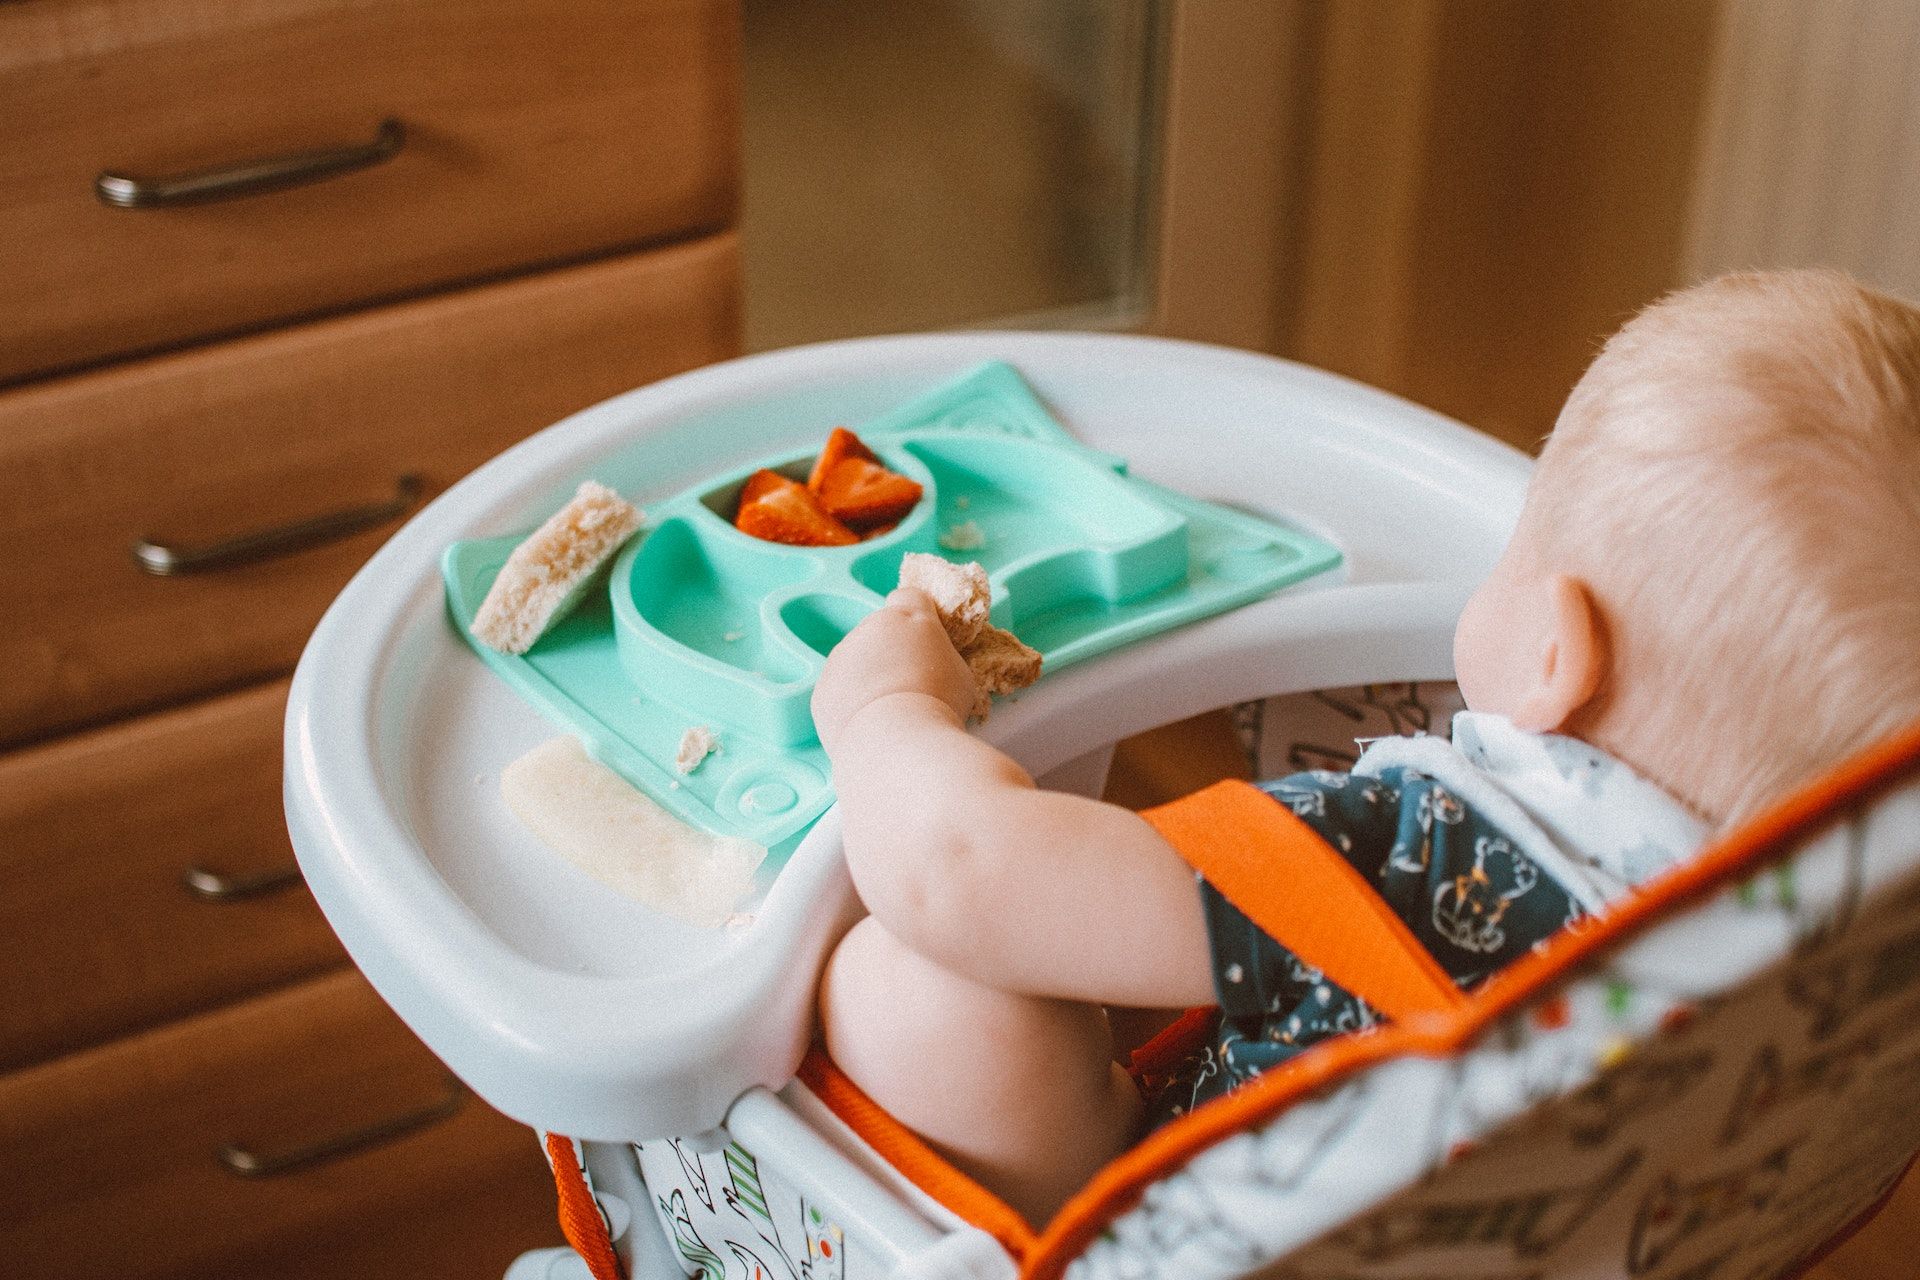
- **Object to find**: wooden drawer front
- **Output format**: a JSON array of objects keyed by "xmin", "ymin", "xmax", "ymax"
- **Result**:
[
  {"xmin": 0, "ymin": 970, "xmax": 560, "ymax": 1280},
  {"xmin": 0, "ymin": 0, "xmax": 738, "ymax": 385},
  {"xmin": 0, "ymin": 679, "xmax": 343, "ymax": 1073},
  {"xmin": 0, "ymin": 231, "xmax": 740, "ymax": 748}
]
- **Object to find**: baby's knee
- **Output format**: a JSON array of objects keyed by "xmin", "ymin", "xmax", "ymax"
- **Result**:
[
  {"xmin": 817, "ymin": 918, "xmax": 970, "ymax": 1104},
  {"xmin": 818, "ymin": 918, "xmax": 929, "ymax": 1053},
  {"xmin": 820, "ymin": 917, "xmax": 902, "ymax": 1016}
]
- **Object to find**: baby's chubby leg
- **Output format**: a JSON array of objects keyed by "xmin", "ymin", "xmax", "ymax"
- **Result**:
[
  {"xmin": 811, "ymin": 590, "xmax": 1219, "ymax": 1224},
  {"xmin": 819, "ymin": 916, "xmax": 1140, "ymax": 1226}
]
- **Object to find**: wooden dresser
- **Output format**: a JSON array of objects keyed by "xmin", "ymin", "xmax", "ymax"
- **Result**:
[{"xmin": 0, "ymin": 1, "xmax": 742, "ymax": 1275}]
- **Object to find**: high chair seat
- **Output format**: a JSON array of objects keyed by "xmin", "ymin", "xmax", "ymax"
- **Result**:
[
  {"xmin": 1040, "ymin": 718, "xmax": 1920, "ymax": 1280},
  {"xmin": 765, "ymin": 716, "xmax": 1920, "ymax": 1280},
  {"xmin": 287, "ymin": 335, "xmax": 1920, "ymax": 1278}
]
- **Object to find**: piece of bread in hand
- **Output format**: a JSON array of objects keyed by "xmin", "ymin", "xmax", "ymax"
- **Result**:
[
  {"xmin": 471, "ymin": 480, "xmax": 643, "ymax": 655},
  {"xmin": 898, "ymin": 552, "xmax": 991, "ymax": 648},
  {"xmin": 896, "ymin": 552, "xmax": 1041, "ymax": 720},
  {"xmin": 966, "ymin": 626, "xmax": 1043, "ymax": 697},
  {"xmin": 963, "ymin": 626, "xmax": 1044, "ymax": 721}
]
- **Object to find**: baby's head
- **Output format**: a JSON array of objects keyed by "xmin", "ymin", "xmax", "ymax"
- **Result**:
[{"xmin": 1456, "ymin": 269, "xmax": 1920, "ymax": 826}]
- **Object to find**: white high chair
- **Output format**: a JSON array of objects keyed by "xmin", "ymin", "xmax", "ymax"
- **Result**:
[{"xmin": 287, "ymin": 334, "xmax": 1920, "ymax": 1280}]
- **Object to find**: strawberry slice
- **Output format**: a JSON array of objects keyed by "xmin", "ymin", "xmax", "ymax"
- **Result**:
[
  {"xmin": 817, "ymin": 457, "xmax": 924, "ymax": 530},
  {"xmin": 735, "ymin": 471, "xmax": 858, "ymax": 546},
  {"xmin": 738, "ymin": 467, "xmax": 795, "ymax": 507},
  {"xmin": 859, "ymin": 519, "xmax": 901, "ymax": 541},
  {"xmin": 806, "ymin": 427, "xmax": 879, "ymax": 493}
]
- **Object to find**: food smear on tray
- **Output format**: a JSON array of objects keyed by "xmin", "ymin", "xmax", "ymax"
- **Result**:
[
  {"xmin": 734, "ymin": 427, "xmax": 922, "ymax": 546},
  {"xmin": 501, "ymin": 735, "xmax": 763, "ymax": 928}
]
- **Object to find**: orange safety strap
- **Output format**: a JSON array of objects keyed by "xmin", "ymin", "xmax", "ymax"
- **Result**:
[
  {"xmin": 1125, "ymin": 1005, "xmax": 1220, "ymax": 1103},
  {"xmin": 545, "ymin": 1132, "xmax": 625, "ymax": 1280},
  {"xmin": 1140, "ymin": 779, "xmax": 1468, "ymax": 1026},
  {"xmin": 1126, "ymin": 1006, "xmax": 1219, "ymax": 1083}
]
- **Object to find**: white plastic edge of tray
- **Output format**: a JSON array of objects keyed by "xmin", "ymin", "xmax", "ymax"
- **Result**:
[{"xmin": 283, "ymin": 331, "xmax": 1532, "ymax": 1140}]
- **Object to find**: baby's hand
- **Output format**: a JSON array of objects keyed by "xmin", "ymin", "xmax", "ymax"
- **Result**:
[{"xmin": 812, "ymin": 588, "xmax": 977, "ymax": 754}]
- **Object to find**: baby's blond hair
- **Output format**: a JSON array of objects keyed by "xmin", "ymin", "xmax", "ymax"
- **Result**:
[{"xmin": 1522, "ymin": 269, "xmax": 1920, "ymax": 825}]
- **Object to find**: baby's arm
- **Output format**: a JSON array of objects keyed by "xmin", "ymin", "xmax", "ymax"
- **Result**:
[{"xmin": 813, "ymin": 589, "xmax": 1215, "ymax": 1009}]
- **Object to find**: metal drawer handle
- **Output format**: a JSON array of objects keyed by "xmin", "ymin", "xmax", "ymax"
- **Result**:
[
  {"xmin": 218, "ymin": 1075, "xmax": 466, "ymax": 1178},
  {"xmin": 182, "ymin": 862, "xmax": 304, "ymax": 901},
  {"xmin": 97, "ymin": 118, "xmax": 406, "ymax": 209},
  {"xmin": 132, "ymin": 473, "xmax": 424, "ymax": 576}
]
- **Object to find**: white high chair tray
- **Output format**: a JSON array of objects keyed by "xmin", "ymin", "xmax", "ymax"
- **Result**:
[{"xmin": 284, "ymin": 333, "xmax": 1530, "ymax": 1141}]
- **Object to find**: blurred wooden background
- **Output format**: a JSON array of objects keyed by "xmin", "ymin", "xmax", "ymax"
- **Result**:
[{"xmin": 749, "ymin": 0, "xmax": 1920, "ymax": 455}]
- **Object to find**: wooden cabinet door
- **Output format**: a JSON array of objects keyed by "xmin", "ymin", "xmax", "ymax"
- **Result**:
[
  {"xmin": 0, "ymin": 0, "xmax": 739, "ymax": 384},
  {"xmin": 0, "ymin": 679, "xmax": 349, "ymax": 1072},
  {"xmin": 0, "ymin": 971, "xmax": 562, "ymax": 1280},
  {"xmin": 0, "ymin": 231, "xmax": 740, "ymax": 749}
]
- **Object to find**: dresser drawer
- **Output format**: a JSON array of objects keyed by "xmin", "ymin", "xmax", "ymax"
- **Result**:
[
  {"xmin": 0, "ymin": 970, "xmax": 560, "ymax": 1280},
  {"xmin": 0, "ymin": 0, "xmax": 738, "ymax": 385},
  {"xmin": 0, "ymin": 230, "xmax": 739, "ymax": 748},
  {"xmin": 0, "ymin": 678, "xmax": 342, "ymax": 1073}
]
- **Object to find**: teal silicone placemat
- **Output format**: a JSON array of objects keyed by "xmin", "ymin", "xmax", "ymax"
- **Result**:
[{"xmin": 444, "ymin": 362, "xmax": 1341, "ymax": 851}]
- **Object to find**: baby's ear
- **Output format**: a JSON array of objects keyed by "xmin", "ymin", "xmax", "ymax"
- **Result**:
[{"xmin": 1512, "ymin": 575, "xmax": 1607, "ymax": 734}]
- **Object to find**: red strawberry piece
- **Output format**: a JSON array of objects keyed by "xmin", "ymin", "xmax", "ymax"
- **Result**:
[
  {"xmin": 817, "ymin": 457, "xmax": 923, "ymax": 529},
  {"xmin": 738, "ymin": 467, "xmax": 799, "ymax": 508},
  {"xmin": 736, "ymin": 475, "xmax": 858, "ymax": 546},
  {"xmin": 806, "ymin": 427, "xmax": 879, "ymax": 493}
]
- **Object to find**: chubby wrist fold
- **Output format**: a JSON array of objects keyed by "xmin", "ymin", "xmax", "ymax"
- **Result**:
[
  {"xmin": 833, "ymin": 689, "xmax": 965, "ymax": 752},
  {"xmin": 821, "ymin": 688, "xmax": 966, "ymax": 763}
]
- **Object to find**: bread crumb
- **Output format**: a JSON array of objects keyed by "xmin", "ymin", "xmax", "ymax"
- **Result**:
[
  {"xmin": 675, "ymin": 726, "xmax": 719, "ymax": 775},
  {"xmin": 954, "ymin": 495, "xmax": 970, "ymax": 510},
  {"xmin": 471, "ymin": 481, "xmax": 643, "ymax": 654},
  {"xmin": 723, "ymin": 630, "xmax": 745, "ymax": 643},
  {"xmin": 938, "ymin": 520, "xmax": 987, "ymax": 551}
]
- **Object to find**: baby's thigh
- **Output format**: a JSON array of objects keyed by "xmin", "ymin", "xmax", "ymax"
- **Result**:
[
  {"xmin": 818, "ymin": 917, "xmax": 1140, "ymax": 1219},
  {"xmin": 820, "ymin": 917, "xmax": 1117, "ymax": 1093}
]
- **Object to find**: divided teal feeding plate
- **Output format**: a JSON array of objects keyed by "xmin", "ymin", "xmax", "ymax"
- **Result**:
[{"xmin": 443, "ymin": 362, "xmax": 1342, "ymax": 851}]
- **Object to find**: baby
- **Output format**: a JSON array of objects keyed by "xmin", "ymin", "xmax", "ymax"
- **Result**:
[{"xmin": 810, "ymin": 271, "xmax": 1920, "ymax": 1224}]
